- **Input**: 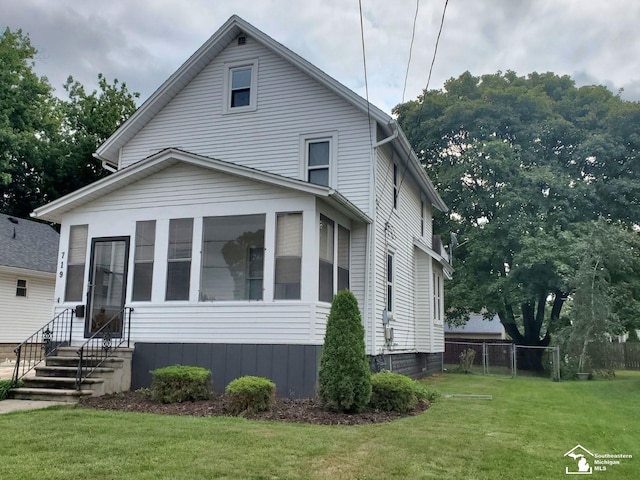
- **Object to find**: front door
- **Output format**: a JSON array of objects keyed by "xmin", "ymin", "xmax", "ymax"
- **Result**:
[{"xmin": 86, "ymin": 237, "xmax": 130, "ymax": 337}]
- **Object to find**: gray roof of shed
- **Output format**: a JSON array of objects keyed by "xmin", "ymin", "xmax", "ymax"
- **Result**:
[{"xmin": 0, "ymin": 214, "xmax": 59, "ymax": 273}]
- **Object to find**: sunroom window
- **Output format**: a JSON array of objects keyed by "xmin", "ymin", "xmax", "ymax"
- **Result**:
[{"xmin": 200, "ymin": 214, "xmax": 265, "ymax": 301}]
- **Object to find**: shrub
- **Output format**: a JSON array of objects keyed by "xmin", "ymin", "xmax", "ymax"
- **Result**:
[
  {"xmin": 150, "ymin": 365, "xmax": 212, "ymax": 403},
  {"xmin": 369, "ymin": 372, "xmax": 417, "ymax": 413},
  {"xmin": 225, "ymin": 376, "xmax": 276, "ymax": 415},
  {"xmin": 318, "ymin": 290, "xmax": 371, "ymax": 413}
]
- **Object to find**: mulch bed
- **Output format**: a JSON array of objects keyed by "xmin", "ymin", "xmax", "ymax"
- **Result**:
[{"xmin": 79, "ymin": 390, "xmax": 430, "ymax": 425}]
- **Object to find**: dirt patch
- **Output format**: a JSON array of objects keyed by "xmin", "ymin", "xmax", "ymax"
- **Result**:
[{"xmin": 79, "ymin": 390, "xmax": 430, "ymax": 425}]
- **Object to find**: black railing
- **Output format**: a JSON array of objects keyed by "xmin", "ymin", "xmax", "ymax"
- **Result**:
[
  {"xmin": 12, "ymin": 308, "xmax": 75, "ymax": 385},
  {"xmin": 75, "ymin": 307, "xmax": 133, "ymax": 389}
]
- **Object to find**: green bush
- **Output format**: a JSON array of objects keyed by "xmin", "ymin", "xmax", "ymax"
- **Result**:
[
  {"xmin": 369, "ymin": 372, "xmax": 417, "ymax": 413},
  {"xmin": 318, "ymin": 290, "xmax": 371, "ymax": 413},
  {"xmin": 225, "ymin": 376, "xmax": 276, "ymax": 415},
  {"xmin": 150, "ymin": 365, "xmax": 212, "ymax": 403}
]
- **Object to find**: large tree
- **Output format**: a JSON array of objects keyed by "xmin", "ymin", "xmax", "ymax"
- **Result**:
[
  {"xmin": 0, "ymin": 28, "xmax": 138, "ymax": 218},
  {"xmin": 0, "ymin": 28, "xmax": 60, "ymax": 217},
  {"xmin": 394, "ymin": 71, "xmax": 640, "ymax": 368}
]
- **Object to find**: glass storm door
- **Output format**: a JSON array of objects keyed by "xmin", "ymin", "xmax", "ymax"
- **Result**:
[{"xmin": 86, "ymin": 237, "xmax": 130, "ymax": 337}]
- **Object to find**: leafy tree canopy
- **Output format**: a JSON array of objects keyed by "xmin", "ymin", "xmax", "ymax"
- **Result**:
[
  {"xmin": 394, "ymin": 71, "xmax": 640, "ymax": 363},
  {"xmin": 0, "ymin": 27, "xmax": 139, "ymax": 218}
]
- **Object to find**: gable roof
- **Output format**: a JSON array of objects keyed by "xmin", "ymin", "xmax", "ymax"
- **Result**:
[
  {"xmin": 0, "ymin": 214, "xmax": 59, "ymax": 273},
  {"xmin": 32, "ymin": 148, "xmax": 372, "ymax": 225},
  {"xmin": 94, "ymin": 15, "xmax": 447, "ymax": 212}
]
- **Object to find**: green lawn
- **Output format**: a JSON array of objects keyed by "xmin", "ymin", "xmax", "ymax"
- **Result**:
[{"xmin": 1, "ymin": 371, "xmax": 638, "ymax": 479}]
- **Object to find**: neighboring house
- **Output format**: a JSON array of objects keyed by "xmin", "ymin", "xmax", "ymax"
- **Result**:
[
  {"xmin": 31, "ymin": 15, "xmax": 452, "ymax": 397},
  {"xmin": 0, "ymin": 214, "xmax": 59, "ymax": 360},
  {"xmin": 444, "ymin": 314, "xmax": 507, "ymax": 341}
]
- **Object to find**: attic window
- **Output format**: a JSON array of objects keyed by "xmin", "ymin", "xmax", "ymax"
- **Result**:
[
  {"xmin": 237, "ymin": 34, "xmax": 247, "ymax": 45},
  {"xmin": 16, "ymin": 279, "xmax": 27, "ymax": 297},
  {"xmin": 223, "ymin": 59, "xmax": 258, "ymax": 114}
]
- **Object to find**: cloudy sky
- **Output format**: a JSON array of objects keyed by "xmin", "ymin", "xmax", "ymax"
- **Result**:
[{"xmin": 3, "ymin": 0, "xmax": 639, "ymax": 114}]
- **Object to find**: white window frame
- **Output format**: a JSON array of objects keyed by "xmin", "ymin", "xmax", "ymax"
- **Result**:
[
  {"xmin": 420, "ymin": 199, "xmax": 426, "ymax": 237},
  {"xmin": 222, "ymin": 59, "xmax": 258, "ymax": 114},
  {"xmin": 16, "ymin": 279, "xmax": 27, "ymax": 298},
  {"xmin": 433, "ymin": 271, "xmax": 443, "ymax": 325},
  {"xmin": 393, "ymin": 163, "xmax": 399, "ymax": 210},
  {"xmin": 386, "ymin": 250, "xmax": 395, "ymax": 314},
  {"xmin": 300, "ymin": 132, "xmax": 338, "ymax": 188}
]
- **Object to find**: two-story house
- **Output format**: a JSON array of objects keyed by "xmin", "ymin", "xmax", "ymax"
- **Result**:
[{"xmin": 31, "ymin": 15, "xmax": 452, "ymax": 397}]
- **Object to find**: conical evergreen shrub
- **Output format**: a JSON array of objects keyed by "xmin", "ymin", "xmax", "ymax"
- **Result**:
[{"xmin": 318, "ymin": 290, "xmax": 371, "ymax": 412}]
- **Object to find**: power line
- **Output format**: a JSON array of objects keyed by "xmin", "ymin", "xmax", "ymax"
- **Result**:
[
  {"xmin": 414, "ymin": 0, "xmax": 449, "ymax": 128},
  {"xmin": 402, "ymin": 0, "xmax": 421, "ymax": 104},
  {"xmin": 358, "ymin": 0, "xmax": 374, "ymax": 151}
]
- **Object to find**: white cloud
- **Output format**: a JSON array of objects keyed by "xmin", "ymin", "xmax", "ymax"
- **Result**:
[{"xmin": 1, "ymin": 0, "xmax": 639, "ymax": 111}]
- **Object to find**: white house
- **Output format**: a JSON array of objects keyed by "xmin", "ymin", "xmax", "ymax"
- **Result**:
[
  {"xmin": 0, "ymin": 214, "xmax": 59, "ymax": 361},
  {"xmin": 31, "ymin": 16, "xmax": 452, "ymax": 397}
]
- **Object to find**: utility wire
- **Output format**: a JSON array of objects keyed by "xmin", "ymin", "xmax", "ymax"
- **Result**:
[
  {"xmin": 402, "ymin": 0, "xmax": 421, "ymax": 103},
  {"xmin": 385, "ymin": 0, "xmax": 450, "ymax": 228},
  {"xmin": 358, "ymin": 0, "xmax": 374, "ymax": 151}
]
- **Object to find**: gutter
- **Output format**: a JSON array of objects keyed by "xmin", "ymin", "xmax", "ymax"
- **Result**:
[{"xmin": 93, "ymin": 153, "xmax": 117, "ymax": 173}]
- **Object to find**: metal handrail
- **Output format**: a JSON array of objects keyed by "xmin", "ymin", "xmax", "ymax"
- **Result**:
[
  {"xmin": 12, "ymin": 308, "xmax": 75, "ymax": 385},
  {"xmin": 75, "ymin": 307, "xmax": 133, "ymax": 389}
]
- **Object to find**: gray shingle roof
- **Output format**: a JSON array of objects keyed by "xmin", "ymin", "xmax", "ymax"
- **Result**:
[{"xmin": 0, "ymin": 214, "xmax": 59, "ymax": 273}]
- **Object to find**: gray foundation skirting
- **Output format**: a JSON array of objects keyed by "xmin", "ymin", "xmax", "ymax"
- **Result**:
[
  {"xmin": 369, "ymin": 352, "xmax": 443, "ymax": 379},
  {"xmin": 131, "ymin": 343, "xmax": 322, "ymax": 399},
  {"xmin": 132, "ymin": 344, "xmax": 442, "ymax": 399}
]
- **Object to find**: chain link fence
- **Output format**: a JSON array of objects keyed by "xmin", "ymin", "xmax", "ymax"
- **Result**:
[{"xmin": 444, "ymin": 341, "xmax": 560, "ymax": 380}]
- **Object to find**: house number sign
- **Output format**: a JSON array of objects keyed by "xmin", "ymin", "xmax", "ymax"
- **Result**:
[{"xmin": 57, "ymin": 251, "xmax": 65, "ymax": 303}]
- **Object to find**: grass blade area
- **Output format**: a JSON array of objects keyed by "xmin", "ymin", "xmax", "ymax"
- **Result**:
[{"xmin": 0, "ymin": 371, "xmax": 638, "ymax": 479}]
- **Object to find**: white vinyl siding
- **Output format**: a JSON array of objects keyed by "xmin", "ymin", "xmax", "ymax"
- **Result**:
[
  {"xmin": 54, "ymin": 303, "xmax": 320, "ymax": 345},
  {"xmin": 0, "ymin": 270, "xmax": 55, "ymax": 342},
  {"xmin": 118, "ymin": 39, "xmax": 372, "ymax": 214},
  {"xmin": 372, "ymin": 144, "xmax": 440, "ymax": 354},
  {"xmin": 414, "ymin": 250, "xmax": 433, "ymax": 352}
]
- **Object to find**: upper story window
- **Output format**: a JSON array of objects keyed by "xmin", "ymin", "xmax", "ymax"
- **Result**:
[
  {"xmin": 65, "ymin": 224, "xmax": 88, "ymax": 302},
  {"xmin": 223, "ymin": 60, "xmax": 258, "ymax": 114},
  {"xmin": 16, "ymin": 279, "xmax": 27, "ymax": 297},
  {"xmin": 421, "ymin": 199, "xmax": 425, "ymax": 237},
  {"xmin": 393, "ymin": 163, "xmax": 399, "ymax": 210},
  {"xmin": 301, "ymin": 132, "xmax": 337, "ymax": 187}
]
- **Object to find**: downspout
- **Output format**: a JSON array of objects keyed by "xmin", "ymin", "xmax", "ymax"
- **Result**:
[
  {"xmin": 370, "ymin": 120, "xmax": 398, "ymax": 356},
  {"xmin": 366, "ymin": 119, "xmax": 382, "ymax": 357}
]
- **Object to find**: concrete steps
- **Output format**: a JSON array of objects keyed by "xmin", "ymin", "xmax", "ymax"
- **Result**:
[
  {"xmin": 9, "ymin": 347, "xmax": 133, "ymax": 403},
  {"xmin": 9, "ymin": 387, "xmax": 93, "ymax": 404}
]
